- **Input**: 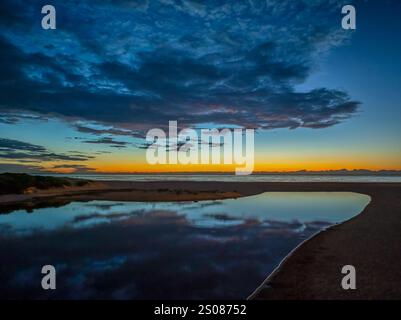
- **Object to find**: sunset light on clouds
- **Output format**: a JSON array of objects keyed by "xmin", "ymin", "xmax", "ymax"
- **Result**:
[{"xmin": 1, "ymin": 0, "xmax": 400, "ymax": 174}]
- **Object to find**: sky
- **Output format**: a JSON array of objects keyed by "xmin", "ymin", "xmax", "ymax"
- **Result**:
[{"xmin": 0, "ymin": 0, "xmax": 400, "ymax": 174}]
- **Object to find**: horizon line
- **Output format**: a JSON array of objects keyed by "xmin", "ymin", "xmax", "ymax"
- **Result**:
[{"xmin": 3, "ymin": 169, "xmax": 401, "ymax": 176}]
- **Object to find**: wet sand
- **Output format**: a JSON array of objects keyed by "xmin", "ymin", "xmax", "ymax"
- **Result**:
[{"xmin": 1, "ymin": 180, "xmax": 401, "ymax": 299}]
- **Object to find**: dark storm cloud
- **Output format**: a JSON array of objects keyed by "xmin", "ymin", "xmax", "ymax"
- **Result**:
[
  {"xmin": 0, "ymin": 138, "xmax": 94, "ymax": 161},
  {"xmin": 0, "ymin": 117, "xmax": 18, "ymax": 125},
  {"xmin": 75, "ymin": 125, "xmax": 142, "ymax": 138},
  {"xmin": 0, "ymin": 163, "xmax": 45, "ymax": 173},
  {"xmin": 0, "ymin": 113, "xmax": 49, "ymax": 125},
  {"xmin": 0, "ymin": 138, "xmax": 46, "ymax": 153},
  {"xmin": 0, "ymin": 0, "xmax": 359, "ymax": 132},
  {"xmin": 82, "ymin": 137, "xmax": 129, "ymax": 148}
]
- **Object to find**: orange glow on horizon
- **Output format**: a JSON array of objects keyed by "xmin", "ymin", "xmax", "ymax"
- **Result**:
[
  {"xmin": 36, "ymin": 152, "xmax": 401, "ymax": 174},
  {"xmin": 71, "ymin": 162, "xmax": 401, "ymax": 174}
]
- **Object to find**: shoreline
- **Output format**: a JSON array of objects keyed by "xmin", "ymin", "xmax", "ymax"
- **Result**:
[
  {"xmin": 2, "ymin": 180, "xmax": 400, "ymax": 205},
  {"xmin": 247, "ymin": 209, "xmax": 367, "ymax": 300},
  {"xmin": 0, "ymin": 180, "xmax": 242, "ymax": 210},
  {"xmin": 247, "ymin": 222, "xmax": 339, "ymax": 300},
  {"xmin": 1, "ymin": 180, "xmax": 401, "ymax": 299}
]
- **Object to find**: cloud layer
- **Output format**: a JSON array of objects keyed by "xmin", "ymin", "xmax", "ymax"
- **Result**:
[
  {"xmin": 0, "ymin": 0, "xmax": 359, "ymax": 133},
  {"xmin": 0, "ymin": 138, "xmax": 93, "ymax": 162}
]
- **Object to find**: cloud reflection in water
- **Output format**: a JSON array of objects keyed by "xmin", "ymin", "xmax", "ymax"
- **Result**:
[{"xmin": 0, "ymin": 192, "xmax": 370, "ymax": 299}]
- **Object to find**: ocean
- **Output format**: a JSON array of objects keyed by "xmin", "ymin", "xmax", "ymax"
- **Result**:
[{"xmin": 41, "ymin": 173, "xmax": 401, "ymax": 183}]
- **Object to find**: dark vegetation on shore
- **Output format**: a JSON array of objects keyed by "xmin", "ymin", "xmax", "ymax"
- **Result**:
[{"xmin": 0, "ymin": 173, "xmax": 88, "ymax": 195}]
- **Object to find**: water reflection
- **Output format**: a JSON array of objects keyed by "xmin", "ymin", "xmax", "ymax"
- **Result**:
[{"xmin": 0, "ymin": 192, "xmax": 370, "ymax": 299}]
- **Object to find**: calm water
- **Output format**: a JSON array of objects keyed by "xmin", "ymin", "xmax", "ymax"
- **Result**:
[
  {"xmin": 43, "ymin": 173, "xmax": 401, "ymax": 183},
  {"xmin": 0, "ymin": 192, "xmax": 370, "ymax": 299}
]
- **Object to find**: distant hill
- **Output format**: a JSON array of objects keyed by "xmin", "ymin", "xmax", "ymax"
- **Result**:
[{"xmin": 252, "ymin": 169, "xmax": 401, "ymax": 176}]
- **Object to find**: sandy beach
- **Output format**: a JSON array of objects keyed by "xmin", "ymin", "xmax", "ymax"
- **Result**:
[{"xmin": 1, "ymin": 180, "xmax": 401, "ymax": 299}]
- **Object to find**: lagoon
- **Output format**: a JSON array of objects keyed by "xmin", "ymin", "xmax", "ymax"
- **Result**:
[{"xmin": 0, "ymin": 192, "xmax": 370, "ymax": 299}]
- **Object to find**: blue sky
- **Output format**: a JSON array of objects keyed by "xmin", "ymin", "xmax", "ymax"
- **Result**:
[{"xmin": 0, "ymin": 0, "xmax": 400, "ymax": 173}]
